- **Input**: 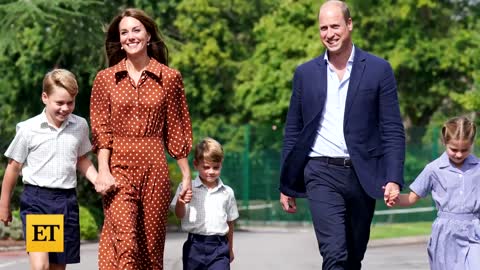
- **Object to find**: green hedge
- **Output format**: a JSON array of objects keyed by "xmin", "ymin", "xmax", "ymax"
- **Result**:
[
  {"xmin": 0, "ymin": 210, "xmax": 23, "ymax": 240},
  {"xmin": 0, "ymin": 206, "xmax": 101, "ymax": 241},
  {"xmin": 79, "ymin": 206, "xmax": 99, "ymax": 240}
]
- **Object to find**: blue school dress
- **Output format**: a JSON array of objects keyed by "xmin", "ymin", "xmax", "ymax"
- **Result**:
[{"xmin": 410, "ymin": 153, "xmax": 480, "ymax": 270}]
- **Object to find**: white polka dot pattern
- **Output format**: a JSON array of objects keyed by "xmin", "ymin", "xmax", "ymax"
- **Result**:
[{"xmin": 90, "ymin": 58, "xmax": 193, "ymax": 270}]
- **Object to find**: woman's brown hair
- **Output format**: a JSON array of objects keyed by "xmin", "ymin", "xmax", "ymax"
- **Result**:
[{"xmin": 105, "ymin": 8, "xmax": 168, "ymax": 67}]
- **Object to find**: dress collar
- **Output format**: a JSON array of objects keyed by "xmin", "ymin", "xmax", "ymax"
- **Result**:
[{"xmin": 112, "ymin": 57, "xmax": 164, "ymax": 79}]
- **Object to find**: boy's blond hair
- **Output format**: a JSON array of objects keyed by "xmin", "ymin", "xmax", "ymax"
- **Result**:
[
  {"xmin": 43, "ymin": 69, "xmax": 78, "ymax": 96},
  {"xmin": 194, "ymin": 137, "xmax": 224, "ymax": 163}
]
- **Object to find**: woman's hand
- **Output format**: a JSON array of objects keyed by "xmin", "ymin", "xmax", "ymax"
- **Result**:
[
  {"xmin": 95, "ymin": 169, "xmax": 116, "ymax": 195},
  {"xmin": 177, "ymin": 158, "xmax": 192, "ymax": 203},
  {"xmin": 179, "ymin": 177, "xmax": 192, "ymax": 203},
  {"xmin": 178, "ymin": 189, "xmax": 192, "ymax": 204}
]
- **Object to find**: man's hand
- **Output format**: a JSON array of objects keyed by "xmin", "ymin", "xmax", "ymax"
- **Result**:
[
  {"xmin": 383, "ymin": 182, "xmax": 400, "ymax": 207},
  {"xmin": 280, "ymin": 192, "xmax": 297, "ymax": 213}
]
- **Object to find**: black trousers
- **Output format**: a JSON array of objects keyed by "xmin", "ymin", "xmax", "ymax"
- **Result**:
[{"xmin": 304, "ymin": 159, "xmax": 376, "ymax": 270}]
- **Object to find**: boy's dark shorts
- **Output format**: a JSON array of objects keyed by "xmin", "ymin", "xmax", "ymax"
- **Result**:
[
  {"xmin": 183, "ymin": 233, "xmax": 230, "ymax": 270},
  {"xmin": 20, "ymin": 184, "xmax": 80, "ymax": 264}
]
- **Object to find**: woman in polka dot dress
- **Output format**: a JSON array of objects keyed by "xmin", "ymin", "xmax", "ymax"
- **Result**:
[{"xmin": 90, "ymin": 8, "xmax": 193, "ymax": 270}]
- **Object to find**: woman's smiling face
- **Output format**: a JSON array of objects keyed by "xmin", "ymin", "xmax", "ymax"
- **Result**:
[{"xmin": 119, "ymin": 16, "xmax": 151, "ymax": 58}]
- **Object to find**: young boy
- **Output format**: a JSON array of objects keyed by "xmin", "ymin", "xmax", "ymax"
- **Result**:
[
  {"xmin": 0, "ymin": 69, "xmax": 98, "ymax": 270},
  {"xmin": 171, "ymin": 137, "xmax": 239, "ymax": 270}
]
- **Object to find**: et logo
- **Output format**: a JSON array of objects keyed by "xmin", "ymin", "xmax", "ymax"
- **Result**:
[{"xmin": 26, "ymin": 214, "xmax": 64, "ymax": 252}]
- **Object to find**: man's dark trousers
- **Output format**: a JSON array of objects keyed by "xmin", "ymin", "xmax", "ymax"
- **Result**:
[{"xmin": 304, "ymin": 158, "xmax": 376, "ymax": 270}]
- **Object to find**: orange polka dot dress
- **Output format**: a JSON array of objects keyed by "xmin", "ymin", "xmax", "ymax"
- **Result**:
[{"xmin": 90, "ymin": 58, "xmax": 193, "ymax": 270}]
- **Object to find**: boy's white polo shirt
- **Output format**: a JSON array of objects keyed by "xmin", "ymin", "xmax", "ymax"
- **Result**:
[
  {"xmin": 171, "ymin": 176, "xmax": 239, "ymax": 236},
  {"xmin": 4, "ymin": 111, "xmax": 92, "ymax": 189}
]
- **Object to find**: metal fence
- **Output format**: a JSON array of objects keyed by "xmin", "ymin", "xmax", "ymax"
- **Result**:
[
  {"xmin": 0, "ymin": 122, "xmax": 472, "ymax": 228},
  {"xmin": 190, "ymin": 124, "xmax": 452, "ymax": 225}
]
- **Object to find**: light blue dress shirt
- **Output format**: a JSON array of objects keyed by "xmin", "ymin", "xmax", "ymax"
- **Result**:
[{"xmin": 309, "ymin": 46, "xmax": 355, "ymax": 158}]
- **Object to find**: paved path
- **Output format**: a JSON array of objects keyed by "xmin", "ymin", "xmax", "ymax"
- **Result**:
[{"xmin": 0, "ymin": 228, "xmax": 429, "ymax": 269}]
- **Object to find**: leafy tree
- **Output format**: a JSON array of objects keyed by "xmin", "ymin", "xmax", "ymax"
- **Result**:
[
  {"xmin": 235, "ymin": 0, "xmax": 480, "ymax": 130},
  {"xmin": 234, "ymin": 0, "xmax": 321, "ymax": 127},
  {"xmin": 171, "ymin": 0, "xmax": 277, "ymax": 124},
  {"xmin": 1, "ymin": 0, "xmax": 480, "ymax": 222},
  {"xmin": 0, "ymin": 0, "xmax": 117, "ymax": 209},
  {"xmin": 352, "ymin": 0, "xmax": 480, "ymax": 127}
]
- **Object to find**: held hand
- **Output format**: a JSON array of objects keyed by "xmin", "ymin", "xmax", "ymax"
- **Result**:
[
  {"xmin": 95, "ymin": 170, "xmax": 117, "ymax": 195},
  {"xmin": 383, "ymin": 182, "xmax": 400, "ymax": 207},
  {"xmin": 229, "ymin": 250, "xmax": 235, "ymax": 263},
  {"xmin": 0, "ymin": 205, "xmax": 12, "ymax": 226},
  {"xmin": 178, "ymin": 189, "xmax": 192, "ymax": 204},
  {"xmin": 280, "ymin": 192, "xmax": 297, "ymax": 213},
  {"xmin": 180, "ymin": 178, "xmax": 192, "ymax": 203}
]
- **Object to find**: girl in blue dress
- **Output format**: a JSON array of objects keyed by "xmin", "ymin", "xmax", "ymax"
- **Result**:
[{"xmin": 389, "ymin": 116, "xmax": 480, "ymax": 270}]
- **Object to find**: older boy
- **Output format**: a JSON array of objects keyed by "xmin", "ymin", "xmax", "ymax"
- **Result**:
[{"xmin": 0, "ymin": 69, "xmax": 99, "ymax": 270}]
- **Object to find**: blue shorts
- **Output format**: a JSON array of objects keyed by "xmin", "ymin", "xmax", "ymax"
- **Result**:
[
  {"xmin": 182, "ymin": 233, "xmax": 230, "ymax": 270},
  {"xmin": 20, "ymin": 184, "xmax": 80, "ymax": 264}
]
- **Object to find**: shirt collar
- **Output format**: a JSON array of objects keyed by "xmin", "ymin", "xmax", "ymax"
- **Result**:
[
  {"xmin": 40, "ymin": 109, "xmax": 75, "ymax": 128},
  {"xmin": 192, "ymin": 175, "xmax": 225, "ymax": 191},
  {"xmin": 438, "ymin": 151, "xmax": 479, "ymax": 169},
  {"xmin": 112, "ymin": 57, "xmax": 163, "ymax": 81},
  {"xmin": 324, "ymin": 44, "xmax": 355, "ymax": 65}
]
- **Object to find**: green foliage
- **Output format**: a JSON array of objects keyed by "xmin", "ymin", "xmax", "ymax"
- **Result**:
[
  {"xmin": 0, "ymin": 210, "xmax": 23, "ymax": 240},
  {"xmin": 1, "ymin": 0, "xmax": 480, "ymax": 225},
  {"xmin": 235, "ymin": 0, "xmax": 480, "ymax": 128},
  {"xmin": 79, "ymin": 205, "xmax": 99, "ymax": 240},
  {"xmin": 370, "ymin": 222, "xmax": 432, "ymax": 239},
  {"xmin": 351, "ymin": 0, "xmax": 480, "ymax": 126},
  {"xmin": 0, "ymin": 207, "xmax": 101, "ymax": 241},
  {"xmin": 451, "ymin": 68, "xmax": 480, "ymax": 111},
  {"xmin": 235, "ymin": 0, "xmax": 321, "ymax": 125},
  {"xmin": 76, "ymin": 155, "xmax": 103, "ymax": 221},
  {"xmin": 0, "ymin": 0, "xmax": 103, "ymax": 54},
  {"xmin": 0, "ymin": 0, "xmax": 128, "ymax": 212},
  {"xmin": 172, "ymin": 0, "xmax": 277, "ymax": 125}
]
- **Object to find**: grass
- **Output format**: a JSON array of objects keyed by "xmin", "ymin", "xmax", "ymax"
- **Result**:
[
  {"xmin": 237, "ymin": 199, "xmax": 435, "ymax": 240},
  {"xmin": 370, "ymin": 222, "xmax": 432, "ymax": 239}
]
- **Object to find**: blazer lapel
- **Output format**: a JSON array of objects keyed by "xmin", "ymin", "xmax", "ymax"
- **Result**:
[
  {"xmin": 306, "ymin": 56, "xmax": 328, "ymax": 127},
  {"xmin": 344, "ymin": 48, "xmax": 366, "ymax": 127}
]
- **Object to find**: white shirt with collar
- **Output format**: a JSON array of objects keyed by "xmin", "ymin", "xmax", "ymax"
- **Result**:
[
  {"xmin": 4, "ymin": 110, "xmax": 92, "ymax": 189},
  {"xmin": 170, "ymin": 175, "xmax": 239, "ymax": 236},
  {"xmin": 309, "ymin": 45, "xmax": 355, "ymax": 158}
]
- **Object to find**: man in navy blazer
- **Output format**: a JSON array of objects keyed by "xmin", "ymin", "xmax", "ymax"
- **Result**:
[{"xmin": 279, "ymin": 1, "xmax": 405, "ymax": 269}]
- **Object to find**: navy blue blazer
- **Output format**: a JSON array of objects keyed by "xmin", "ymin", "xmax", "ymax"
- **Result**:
[{"xmin": 279, "ymin": 47, "xmax": 405, "ymax": 199}]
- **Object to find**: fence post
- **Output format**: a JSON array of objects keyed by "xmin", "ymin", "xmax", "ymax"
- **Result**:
[
  {"xmin": 242, "ymin": 125, "xmax": 251, "ymax": 220},
  {"xmin": 432, "ymin": 127, "xmax": 439, "ymax": 160},
  {"xmin": 431, "ymin": 126, "xmax": 439, "ymax": 216}
]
